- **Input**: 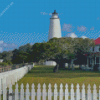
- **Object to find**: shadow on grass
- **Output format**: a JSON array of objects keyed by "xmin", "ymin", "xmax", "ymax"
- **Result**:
[{"xmin": 25, "ymin": 65, "xmax": 100, "ymax": 78}]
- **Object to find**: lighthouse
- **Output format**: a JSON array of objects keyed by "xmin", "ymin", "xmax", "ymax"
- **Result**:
[
  {"xmin": 48, "ymin": 10, "xmax": 62, "ymax": 40},
  {"xmin": 44, "ymin": 10, "xmax": 62, "ymax": 66}
]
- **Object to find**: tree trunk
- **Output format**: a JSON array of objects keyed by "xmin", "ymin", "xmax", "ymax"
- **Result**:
[
  {"xmin": 68, "ymin": 63, "xmax": 70, "ymax": 70},
  {"xmin": 71, "ymin": 59, "xmax": 74, "ymax": 70},
  {"xmin": 23, "ymin": 60, "xmax": 24, "ymax": 64},
  {"xmin": 56, "ymin": 63, "xmax": 59, "ymax": 72},
  {"xmin": 53, "ymin": 63, "xmax": 59, "ymax": 73}
]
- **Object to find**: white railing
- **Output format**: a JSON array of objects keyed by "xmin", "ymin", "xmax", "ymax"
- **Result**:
[
  {"xmin": 1, "ymin": 83, "xmax": 100, "ymax": 100},
  {"xmin": 0, "ymin": 64, "xmax": 34, "ymax": 100}
]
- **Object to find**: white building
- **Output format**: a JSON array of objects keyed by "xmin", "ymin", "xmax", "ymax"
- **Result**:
[
  {"xmin": 86, "ymin": 37, "xmax": 100, "ymax": 69},
  {"xmin": 0, "ymin": 59, "xmax": 3, "ymax": 62}
]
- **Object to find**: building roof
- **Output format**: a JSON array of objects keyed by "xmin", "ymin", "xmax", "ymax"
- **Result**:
[{"xmin": 94, "ymin": 37, "xmax": 100, "ymax": 45}]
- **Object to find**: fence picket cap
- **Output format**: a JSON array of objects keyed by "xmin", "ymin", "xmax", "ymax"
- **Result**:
[
  {"xmin": 43, "ymin": 83, "xmax": 46, "ymax": 89},
  {"xmin": 26, "ymin": 83, "xmax": 29, "ymax": 93},
  {"xmin": 87, "ymin": 84, "xmax": 91, "ymax": 100},
  {"xmin": 76, "ymin": 83, "xmax": 80, "ymax": 89},
  {"xmin": 93, "ymin": 84, "xmax": 96, "ymax": 89},
  {"xmin": 37, "ymin": 83, "xmax": 41, "ymax": 89},
  {"xmin": 71, "ymin": 83, "xmax": 74, "ymax": 90},
  {"xmin": 82, "ymin": 83, "xmax": 85, "ymax": 89},
  {"xmin": 87, "ymin": 84, "xmax": 91, "ymax": 89},
  {"xmin": 60, "ymin": 83, "xmax": 63, "ymax": 89},
  {"xmin": 48, "ymin": 83, "xmax": 51, "ymax": 90},
  {"xmin": 31, "ymin": 83, "xmax": 35, "ymax": 90},
  {"xmin": 54, "ymin": 83, "xmax": 57, "ymax": 89}
]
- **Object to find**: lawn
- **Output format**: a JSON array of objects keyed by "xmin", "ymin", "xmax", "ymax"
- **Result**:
[
  {"xmin": 11, "ymin": 65, "xmax": 100, "ymax": 93},
  {"xmin": 1, "ymin": 65, "xmax": 100, "ymax": 99}
]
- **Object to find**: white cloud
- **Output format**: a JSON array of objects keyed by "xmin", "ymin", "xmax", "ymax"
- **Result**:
[
  {"xmin": 0, "ymin": 47, "xmax": 3, "ymax": 52},
  {"xmin": 0, "ymin": 41, "xmax": 17, "ymax": 52},
  {"xmin": 40, "ymin": 12, "xmax": 62, "ymax": 16},
  {"xmin": 62, "ymin": 23, "xmax": 74, "ymax": 32},
  {"xmin": 65, "ymin": 32, "xmax": 78, "ymax": 38},
  {"xmin": 0, "ymin": 41, "xmax": 3, "ymax": 44},
  {"xmin": 90, "ymin": 27, "xmax": 94, "ymax": 30},
  {"xmin": 80, "ymin": 36, "xmax": 88, "ymax": 39},
  {"xmin": 49, "ymin": 13, "xmax": 52, "ymax": 15},
  {"xmin": 40, "ymin": 12, "xmax": 48, "ymax": 15},
  {"xmin": 77, "ymin": 25, "xmax": 87, "ymax": 32},
  {"xmin": 30, "ymin": 43, "xmax": 35, "ymax": 45}
]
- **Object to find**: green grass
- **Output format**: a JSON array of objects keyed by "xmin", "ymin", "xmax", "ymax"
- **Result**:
[{"xmin": 1, "ymin": 65, "xmax": 100, "ymax": 100}]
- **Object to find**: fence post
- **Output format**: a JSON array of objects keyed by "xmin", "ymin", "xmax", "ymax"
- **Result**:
[
  {"xmin": 37, "ymin": 83, "xmax": 41, "ymax": 100},
  {"xmin": 65, "ymin": 84, "xmax": 68, "ymax": 100},
  {"xmin": 93, "ymin": 84, "xmax": 97, "ymax": 100},
  {"xmin": 99, "ymin": 85, "xmax": 100, "ymax": 100},
  {"xmin": 0, "ymin": 77, "xmax": 1, "ymax": 100},
  {"xmin": 15, "ymin": 83, "xmax": 19, "ymax": 100},
  {"xmin": 3, "ymin": 75, "xmax": 7, "ymax": 100},
  {"xmin": 70, "ymin": 83, "xmax": 74, "ymax": 100},
  {"xmin": 8, "ymin": 84, "xmax": 13, "ymax": 100},
  {"xmin": 59, "ymin": 83, "xmax": 63, "ymax": 100},
  {"xmin": 31, "ymin": 83, "xmax": 35, "ymax": 100},
  {"xmin": 20, "ymin": 83, "xmax": 24, "ymax": 100},
  {"xmin": 48, "ymin": 83, "xmax": 52, "ymax": 100},
  {"xmin": 76, "ymin": 83, "xmax": 80, "ymax": 100},
  {"xmin": 87, "ymin": 84, "xmax": 91, "ymax": 100},
  {"xmin": 82, "ymin": 84, "xmax": 85, "ymax": 100},
  {"xmin": 42, "ymin": 83, "xmax": 46, "ymax": 100},
  {"xmin": 54, "ymin": 83, "xmax": 57, "ymax": 100},
  {"xmin": 26, "ymin": 83, "xmax": 30, "ymax": 100}
]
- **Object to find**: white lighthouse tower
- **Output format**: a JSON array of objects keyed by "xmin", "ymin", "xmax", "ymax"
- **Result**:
[
  {"xmin": 48, "ymin": 10, "xmax": 62, "ymax": 40},
  {"xmin": 45, "ymin": 10, "xmax": 62, "ymax": 66}
]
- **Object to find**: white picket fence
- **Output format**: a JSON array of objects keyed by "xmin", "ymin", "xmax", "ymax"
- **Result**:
[
  {"xmin": 1, "ymin": 83, "xmax": 100, "ymax": 100},
  {"xmin": 0, "ymin": 64, "xmax": 34, "ymax": 100}
]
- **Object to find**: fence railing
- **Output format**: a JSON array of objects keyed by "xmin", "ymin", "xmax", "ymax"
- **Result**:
[
  {"xmin": 0, "ymin": 63, "xmax": 33, "ymax": 73},
  {"xmin": 1, "ymin": 83, "xmax": 100, "ymax": 100}
]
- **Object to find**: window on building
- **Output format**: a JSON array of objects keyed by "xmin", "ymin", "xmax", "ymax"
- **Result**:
[
  {"xmin": 99, "ymin": 45, "xmax": 100, "ymax": 51},
  {"xmin": 93, "ymin": 47, "xmax": 94, "ymax": 51},
  {"xmin": 96, "ymin": 57, "xmax": 99, "ymax": 63}
]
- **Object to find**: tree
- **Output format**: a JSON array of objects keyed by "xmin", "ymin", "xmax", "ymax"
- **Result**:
[
  {"xmin": 1, "ymin": 51, "xmax": 13, "ymax": 62},
  {"xmin": 31, "ymin": 38, "xmax": 76, "ymax": 72},
  {"xmin": 17, "ymin": 51, "xmax": 29, "ymax": 64},
  {"xmin": 11, "ymin": 49, "xmax": 19, "ymax": 64}
]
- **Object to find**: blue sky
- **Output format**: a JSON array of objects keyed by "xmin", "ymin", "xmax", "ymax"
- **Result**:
[{"xmin": 0, "ymin": 0, "xmax": 100, "ymax": 52}]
